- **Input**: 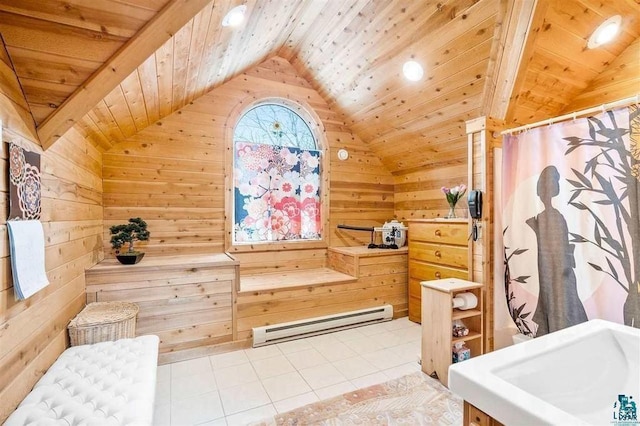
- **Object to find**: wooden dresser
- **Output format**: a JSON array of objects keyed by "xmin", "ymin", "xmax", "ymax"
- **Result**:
[{"xmin": 407, "ymin": 219, "xmax": 469, "ymax": 323}]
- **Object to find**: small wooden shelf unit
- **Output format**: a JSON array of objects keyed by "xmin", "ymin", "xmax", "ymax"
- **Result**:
[{"xmin": 420, "ymin": 278, "xmax": 483, "ymax": 387}]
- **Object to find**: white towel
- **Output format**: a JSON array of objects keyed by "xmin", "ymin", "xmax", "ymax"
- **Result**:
[{"xmin": 7, "ymin": 220, "xmax": 49, "ymax": 300}]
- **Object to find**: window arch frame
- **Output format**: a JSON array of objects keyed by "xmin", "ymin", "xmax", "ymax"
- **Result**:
[{"xmin": 225, "ymin": 96, "xmax": 329, "ymax": 253}]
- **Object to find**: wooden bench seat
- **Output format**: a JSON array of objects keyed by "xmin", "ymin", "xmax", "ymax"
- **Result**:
[{"xmin": 239, "ymin": 267, "xmax": 357, "ymax": 293}]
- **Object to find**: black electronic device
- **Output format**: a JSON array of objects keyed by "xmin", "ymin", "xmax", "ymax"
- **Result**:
[{"xmin": 468, "ymin": 190, "xmax": 482, "ymax": 219}]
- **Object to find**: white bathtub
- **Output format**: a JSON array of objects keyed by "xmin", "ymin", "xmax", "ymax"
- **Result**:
[{"xmin": 449, "ymin": 319, "xmax": 640, "ymax": 425}]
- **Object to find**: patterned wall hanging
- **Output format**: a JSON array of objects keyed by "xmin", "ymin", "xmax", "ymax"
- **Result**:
[{"xmin": 8, "ymin": 143, "xmax": 42, "ymax": 220}]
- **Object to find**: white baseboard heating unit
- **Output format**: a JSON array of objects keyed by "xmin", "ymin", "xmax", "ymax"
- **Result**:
[{"xmin": 252, "ymin": 305, "xmax": 393, "ymax": 347}]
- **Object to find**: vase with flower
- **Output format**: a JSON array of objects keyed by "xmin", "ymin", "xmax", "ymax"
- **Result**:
[{"xmin": 441, "ymin": 184, "xmax": 467, "ymax": 219}]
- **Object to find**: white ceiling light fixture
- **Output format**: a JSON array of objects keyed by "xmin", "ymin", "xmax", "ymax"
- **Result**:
[
  {"xmin": 222, "ymin": 4, "xmax": 247, "ymax": 27},
  {"xmin": 403, "ymin": 60, "xmax": 424, "ymax": 82},
  {"xmin": 587, "ymin": 15, "xmax": 622, "ymax": 49}
]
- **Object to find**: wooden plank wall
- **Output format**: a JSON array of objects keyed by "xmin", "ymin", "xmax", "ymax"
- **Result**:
[
  {"xmin": 103, "ymin": 56, "xmax": 395, "ymax": 269},
  {"xmin": 0, "ymin": 41, "xmax": 103, "ymax": 423},
  {"xmin": 394, "ymin": 161, "xmax": 470, "ymax": 221}
]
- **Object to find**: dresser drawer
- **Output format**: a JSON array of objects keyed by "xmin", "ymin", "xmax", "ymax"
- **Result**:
[
  {"xmin": 408, "ymin": 295, "xmax": 422, "ymax": 323},
  {"xmin": 409, "ymin": 241, "xmax": 468, "ymax": 269},
  {"xmin": 408, "ymin": 278, "xmax": 423, "ymax": 300},
  {"xmin": 409, "ymin": 222, "xmax": 468, "ymax": 245},
  {"xmin": 409, "ymin": 261, "xmax": 468, "ymax": 281}
]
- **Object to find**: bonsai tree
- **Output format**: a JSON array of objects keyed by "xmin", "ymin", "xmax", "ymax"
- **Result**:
[{"xmin": 110, "ymin": 217, "xmax": 150, "ymax": 255}]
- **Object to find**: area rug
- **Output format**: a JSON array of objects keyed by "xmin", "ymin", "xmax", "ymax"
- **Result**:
[{"xmin": 252, "ymin": 371, "xmax": 462, "ymax": 426}]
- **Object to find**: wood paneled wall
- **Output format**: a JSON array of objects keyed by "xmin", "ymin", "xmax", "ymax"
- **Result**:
[
  {"xmin": 394, "ymin": 161, "xmax": 469, "ymax": 221},
  {"xmin": 0, "ymin": 41, "xmax": 103, "ymax": 423},
  {"xmin": 103, "ymin": 56, "xmax": 394, "ymax": 264}
]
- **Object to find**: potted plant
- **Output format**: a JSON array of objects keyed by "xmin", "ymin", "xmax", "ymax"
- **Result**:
[{"xmin": 110, "ymin": 217, "xmax": 150, "ymax": 265}]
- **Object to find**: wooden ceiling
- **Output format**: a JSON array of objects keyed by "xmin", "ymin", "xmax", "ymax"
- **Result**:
[
  {"xmin": 0, "ymin": 0, "xmax": 638, "ymax": 173},
  {"xmin": 0, "ymin": 0, "xmax": 171, "ymax": 125},
  {"xmin": 505, "ymin": 0, "xmax": 640, "ymax": 126}
]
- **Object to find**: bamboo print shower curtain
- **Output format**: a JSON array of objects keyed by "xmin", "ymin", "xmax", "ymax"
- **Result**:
[{"xmin": 503, "ymin": 106, "xmax": 640, "ymax": 337}]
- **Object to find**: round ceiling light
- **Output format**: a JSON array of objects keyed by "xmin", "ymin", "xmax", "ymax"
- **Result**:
[
  {"xmin": 402, "ymin": 60, "xmax": 424, "ymax": 82},
  {"xmin": 587, "ymin": 15, "xmax": 621, "ymax": 49},
  {"xmin": 222, "ymin": 5, "xmax": 247, "ymax": 27}
]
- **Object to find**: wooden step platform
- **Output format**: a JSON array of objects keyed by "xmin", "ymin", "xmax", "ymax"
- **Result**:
[{"xmin": 239, "ymin": 267, "xmax": 357, "ymax": 293}]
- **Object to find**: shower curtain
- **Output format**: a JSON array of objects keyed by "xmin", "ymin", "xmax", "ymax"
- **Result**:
[{"xmin": 503, "ymin": 106, "xmax": 639, "ymax": 337}]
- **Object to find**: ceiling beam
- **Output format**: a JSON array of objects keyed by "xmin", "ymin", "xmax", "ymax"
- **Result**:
[
  {"xmin": 502, "ymin": 0, "xmax": 549, "ymax": 124},
  {"xmin": 36, "ymin": 0, "xmax": 212, "ymax": 150},
  {"xmin": 483, "ymin": 0, "xmax": 540, "ymax": 120}
]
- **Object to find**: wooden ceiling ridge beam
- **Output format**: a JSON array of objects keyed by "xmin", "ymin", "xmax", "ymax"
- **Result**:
[
  {"xmin": 483, "ymin": 0, "xmax": 541, "ymax": 121},
  {"xmin": 36, "ymin": 0, "xmax": 213, "ymax": 150}
]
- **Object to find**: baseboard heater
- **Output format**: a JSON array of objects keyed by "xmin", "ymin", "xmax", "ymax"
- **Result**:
[{"xmin": 252, "ymin": 305, "xmax": 393, "ymax": 347}]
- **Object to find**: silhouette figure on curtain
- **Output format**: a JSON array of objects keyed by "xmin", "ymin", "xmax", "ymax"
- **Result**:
[{"xmin": 526, "ymin": 165, "xmax": 588, "ymax": 336}]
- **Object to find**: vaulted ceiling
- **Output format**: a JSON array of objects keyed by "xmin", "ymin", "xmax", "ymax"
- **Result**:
[{"xmin": 0, "ymin": 0, "xmax": 638, "ymax": 173}]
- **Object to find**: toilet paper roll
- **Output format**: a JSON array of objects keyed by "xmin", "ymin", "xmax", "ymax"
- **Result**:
[{"xmin": 452, "ymin": 292, "xmax": 478, "ymax": 310}]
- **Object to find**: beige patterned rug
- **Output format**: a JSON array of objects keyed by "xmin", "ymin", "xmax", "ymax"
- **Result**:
[{"xmin": 252, "ymin": 372, "xmax": 462, "ymax": 426}]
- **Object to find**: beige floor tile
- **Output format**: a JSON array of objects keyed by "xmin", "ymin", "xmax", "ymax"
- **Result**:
[
  {"xmin": 171, "ymin": 357, "xmax": 213, "ymax": 379},
  {"xmin": 218, "ymin": 381, "xmax": 271, "ymax": 415},
  {"xmin": 251, "ymin": 355, "xmax": 295, "ymax": 380},
  {"xmin": 331, "ymin": 355, "xmax": 378, "ymax": 380},
  {"xmin": 299, "ymin": 363, "xmax": 348, "ymax": 389},
  {"xmin": 170, "ymin": 391, "xmax": 224, "ymax": 425},
  {"xmin": 261, "ymin": 371, "xmax": 312, "ymax": 402},
  {"xmin": 284, "ymin": 348, "xmax": 328, "ymax": 370},
  {"xmin": 210, "ymin": 350, "xmax": 250, "ymax": 370},
  {"xmin": 214, "ymin": 363, "xmax": 259, "ymax": 389},
  {"xmin": 273, "ymin": 391, "xmax": 319, "ymax": 414},
  {"xmin": 314, "ymin": 381, "xmax": 357, "ymax": 400}
]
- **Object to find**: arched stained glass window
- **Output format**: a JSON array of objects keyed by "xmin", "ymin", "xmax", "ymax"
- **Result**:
[
  {"xmin": 234, "ymin": 103, "xmax": 317, "ymax": 150},
  {"xmin": 232, "ymin": 101, "xmax": 322, "ymax": 244}
]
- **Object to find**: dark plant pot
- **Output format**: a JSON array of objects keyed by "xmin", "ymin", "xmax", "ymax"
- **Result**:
[{"xmin": 116, "ymin": 252, "xmax": 145, "ymax": 265}]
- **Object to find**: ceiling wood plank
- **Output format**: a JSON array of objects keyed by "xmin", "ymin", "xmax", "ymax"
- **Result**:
[
  {"xmin": 193, "ymin": 0, "xmax": 231, "ymax": 100},
  {"xmin": 137, "ymin": 55, "xmax": 161, "ymax": 125},
  {"xmin": 155, "ymin": 38, "xmax": 175, "ymax": 118},
  {"xmin": 120, "ymin": 71, "xmax": 149, "ymax": 131},
  {"xmin": 0, "ymin": 0, "xmax": 156, "ymax": 37},
  {"xmin": 36, "ymin": 0, "xmax": 212, "ymax": 149},
  {"xmin": 183, "ymin": 2, "xmax": 214, "ymax": 106},
  {"xmin": 170, "ymin": 19, "xmax": 194, "ymax": 112}
]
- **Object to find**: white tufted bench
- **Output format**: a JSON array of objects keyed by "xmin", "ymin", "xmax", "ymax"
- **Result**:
[{"xmin": 5, "ymin": 335, "xmax": 159, "ymax": 426}]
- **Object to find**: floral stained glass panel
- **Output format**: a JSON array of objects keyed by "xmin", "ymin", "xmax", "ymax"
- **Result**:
[{"xmin": 234, "ymin": 142, "xmax": 321, "ymax": 242}]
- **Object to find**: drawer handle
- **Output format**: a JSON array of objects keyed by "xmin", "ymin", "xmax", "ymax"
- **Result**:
[
  {"xmin": 434, "ymin": 229, "xmax": 441, "ymax": 236},
  {"xmin": 435, "ymin": 272, "xmax": 441, "ymax": 279},
  {"xmin": 435, "ymin": 250, "xmax": 441, "ymax": 258}
]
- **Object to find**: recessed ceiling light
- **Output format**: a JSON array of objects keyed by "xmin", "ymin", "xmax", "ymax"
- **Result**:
[
  {"xmin": 588, "ymin": 15, "xmax": 621, "ymax": 49},
  {"xmin": 403, "ymin": 60, "xmax": 424, "ymax": 81},
  {"xmin": 222, "ymin": 5, "xmax": 246, "ymax": 27}
]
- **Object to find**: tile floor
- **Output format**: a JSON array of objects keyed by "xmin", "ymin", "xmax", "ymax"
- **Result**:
[{"xmin": 154, "ymin": 316, "xmax": 422, "ymax": 426}]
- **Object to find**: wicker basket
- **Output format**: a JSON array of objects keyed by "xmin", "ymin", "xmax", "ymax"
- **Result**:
[{"xmin": 68, "ymin": 301, "xmax": 139, "ymax": 346}]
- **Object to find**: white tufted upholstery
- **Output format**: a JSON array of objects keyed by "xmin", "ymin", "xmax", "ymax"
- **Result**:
[{"xmin": 5, "ymin": 335, "xmax": 159, "ymax": 426}]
